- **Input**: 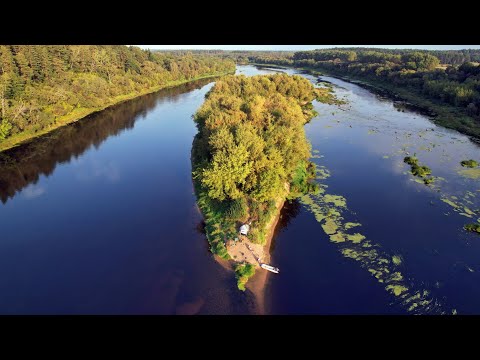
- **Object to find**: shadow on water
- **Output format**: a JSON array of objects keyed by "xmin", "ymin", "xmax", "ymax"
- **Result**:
[
  {"xmin": 270, "ymin": 199, "xmax": 302, "ymax": 253},
  {"xmin": 0, "ymin": 78, "xmax": 214, "ymax": 204}
]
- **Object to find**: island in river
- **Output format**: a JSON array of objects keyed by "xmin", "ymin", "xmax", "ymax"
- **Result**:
[{"xmin": 191, "ymin": 73, "xmax": 331, "ymax": 302}]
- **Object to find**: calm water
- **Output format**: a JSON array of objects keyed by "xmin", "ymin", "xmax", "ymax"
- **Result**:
[{"xmin": 0, "ymin": 65, "xmax": 479, "ymax": 314}]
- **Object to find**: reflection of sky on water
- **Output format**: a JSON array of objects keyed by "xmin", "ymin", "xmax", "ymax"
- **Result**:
[
  {"xmin": 22, "ymin": 184, "xmax": 46, "ymax": 200},
  {"xmin": 72, "ymin": 158, "xmax": 120, "ymax": 183}
]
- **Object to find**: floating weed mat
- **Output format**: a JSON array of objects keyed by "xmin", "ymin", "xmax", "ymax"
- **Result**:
[{"xmin": 300, "ymin": 164, "xmax": 452, "ymax": 314}]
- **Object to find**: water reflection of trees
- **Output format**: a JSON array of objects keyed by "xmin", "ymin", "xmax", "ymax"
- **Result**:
[
  {"xmin": 269, "ymin": 200, "xmax": 301, "ymax": 252},
  {"xmin": 0, "ymin": 78, "xmax": 214, "ymax": 204}
]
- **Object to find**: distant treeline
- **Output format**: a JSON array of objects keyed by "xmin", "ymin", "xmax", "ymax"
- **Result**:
[
  {"xmin": 294, "ymin": 48, "xmax": 480, "ymax": 65},
  {"xmin": 0, "ymin": 45, "xmax": 235, "ymax": 149},
  {"xmin": 224, "ymin": 48, "xmax": 480, "ymax": 139},
  {"xmin": 154, "ymin": 49, "xmax": 295, "ymax": 66}
]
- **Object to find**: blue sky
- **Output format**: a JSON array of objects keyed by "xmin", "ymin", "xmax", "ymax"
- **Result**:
[{"xmin": 139, "ymin": 45, "xmax": 480, "ymax": 51}]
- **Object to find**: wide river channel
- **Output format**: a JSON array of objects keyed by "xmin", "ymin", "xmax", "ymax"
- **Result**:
[{"xmin": 0, "ymin": 65, "xmax": 479, "ymax": 314}]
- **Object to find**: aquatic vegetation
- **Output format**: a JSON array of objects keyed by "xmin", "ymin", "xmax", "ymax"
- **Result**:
[
  {"xmin": 300, "ymin": 161, "xmax": 449, "ymax": 314},
  {"xmin": 460, "ymin": 159, "xmax": 478, "ymax": 168},
  {"xmin": 404, "ymin": 155, "xmax": 432, "ymax": 179},
  {"xmin": 347, "ymin": 233, "xmax": 366, "ymax": 243},
  {"xmin": 322, "ymin": 219, "xmax": 339, "ymax": 235},
  {"xmin": 330, "ymin": 232, "xmax": 346, "ymax": 243},
  {"xmin": 464, "ymin": 223, "xmax": 480, "ymax": 234},
  {"xmin": 411, "ymin": 164, "xmax": 431, "ymax": 177},
  {"xmin": 458, "ymin": 168, "xmax": 480, "ymax": 180},
  {"xmin": 345, "ymin": 222, "xmax": 361, "ymax": 230},
  {"xmin": 323, "ymin": 194, "xmax": 347, "ymax": 208},
  {"xmin": 404, "ymin": 156, "xmax": 418, "ymax": 166},
  {"xmin": 314, "ymin": 87, "xmax": 348, "ymax": 106},
  {"xmin": 423, "ymin": 177, "xmax": 435, "ymax": 185},
  {"xmin": 441, "ymin": 198, "xmax": 459, "ymax": 208},
  {"xmin": 386, "ymin": 284, "xmax": 408, "ymax": 296},
  {"xmin": 392, "ymin": 255, "xmax": 403, "ymax": 266}
]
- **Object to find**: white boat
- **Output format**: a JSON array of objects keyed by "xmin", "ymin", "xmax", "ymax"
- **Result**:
[{"xmin": 261, "ymin": 263, "xmax": 280, "ymax": 274}]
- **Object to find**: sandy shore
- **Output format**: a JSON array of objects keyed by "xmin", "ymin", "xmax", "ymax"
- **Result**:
[{"xmin": 225, "ymin": 195, "xmax": 286, "ymax": 314}]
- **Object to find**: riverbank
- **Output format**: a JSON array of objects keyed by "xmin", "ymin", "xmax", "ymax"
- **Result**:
[
  {"xmin": 302, "ymin": 67, "xmax": 480, "ymax": 142},
  {"xmin": 0, "ymin": 71, "xmax": 234, "ymax": 153},
  {"xmin": 243, "ymin": 197, "xmax": 285, "ymax": 314},
  {"xmin": 244, "ymin": 62, "xmax": 480, "ymax": 142}
]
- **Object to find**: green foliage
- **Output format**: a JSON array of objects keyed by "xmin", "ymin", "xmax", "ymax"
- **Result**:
[
  {"xmin": 460, "ymin": 159, "xmax": 478, "ymax": 168},
  {"xmin": 0, "ymin": 121, "xmax": 12, "ymax": 140},
  {"xmin": 225, "ymin": 197, "xmax": 248, "ymax": 220},
  {"xmin": 194, "ymin": 73, "xmax": 316, "ymax": 205},
  {"xmin": 464, "ymin": 223, "xmax": 480, "ymax": 234},
  {"xmin": 234, "ymin": 263, "xmax": 256, "ymax": 291},
  {"xmin": 0, "ymin": 45, "xmax": 236, "ymax": 148},
  {"xmin": 290, "ymin": 160, "xmax": 319, "ymax": 197}
]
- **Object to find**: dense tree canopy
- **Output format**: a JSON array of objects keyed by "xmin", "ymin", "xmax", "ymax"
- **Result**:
[
  {"xmin": 193, "ymin": 73, "xmax": 316, "ymax": 203},
  {"xmin": 0, "ymin": 45, "xmax": 235, "ymax": 147},
  {"xmin": 192, "ymin": 74, "xmax": 318, "ymax": 253}
]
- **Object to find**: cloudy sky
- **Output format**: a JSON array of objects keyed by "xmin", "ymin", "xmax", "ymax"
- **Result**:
[{"xmin": 139, "ymin": 45, "xmax": 480, "ymax": 51}]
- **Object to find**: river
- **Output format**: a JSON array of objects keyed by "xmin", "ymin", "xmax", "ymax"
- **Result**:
[{"xmin": 0, "ymin": 65, "xmax": 479, "ymax": 314}]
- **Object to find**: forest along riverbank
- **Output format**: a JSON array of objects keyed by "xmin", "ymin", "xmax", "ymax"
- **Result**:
[{"xmin": 0, "ymin": 45, "xmax": 235, "ymax": 152}]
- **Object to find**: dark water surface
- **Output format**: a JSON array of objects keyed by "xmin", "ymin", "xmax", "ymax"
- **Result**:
[{"xmin": 1, "ymin": 65, "xmax": 479, "ymax": 314}]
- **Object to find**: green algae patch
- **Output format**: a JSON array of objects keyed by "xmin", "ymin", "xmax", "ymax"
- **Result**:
[
  {"xmin": 465, "ymin": 223, "xmax": 480, "ymax": 234},
  {"xmin": 404, "ymin": 156, "xmax": 418, "ymax": 166},
  {"xmin": 458, "ymin": 168, "xmax": 480, "ymax": 180},
  {"xmin": 386, "ymin": 284, "xmax": 408, "ymax": 296},
  {"xmin": 322, "ymin": 219, "xmax": 339, "ymax": 235},
  {"xmin": 300, "ymin": 171, "xmax": 449, "ymax": 314},
  {"xmin": 347, "ymin": 233, "xmax": 366, "ymax": 243},
  {"xmin": 388, "ymin": 272, "xmax": 404, "ymax": 282},
  {"xmin": 345, "ymin": 222, "xmax": 362, "ymax": 230},
  {"xmin": 441, "ymin": 198, "xmax": 460, "ymax": 209},
  {"xmin": 330, "ymin": 232, "xmax": 346, "ymax": 243},
  {"xmin": 383, "ymin": 155, "xmax": 390, "ymax": 159},
  {"xmin": 369, "ymin": 268, "xmax": 384, "ymax": 281},
  {"xmin": 324, "ymin": 194, "xmax": 347, "ymax": 208},
  {"xmin": 461, "ymin": 159, "xmax": 478, "ymax": 168}
]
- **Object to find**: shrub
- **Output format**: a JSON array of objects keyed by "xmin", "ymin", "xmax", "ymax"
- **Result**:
[
  {"xmin": 235, "ymin": 263, "xmax": 256, "ymax": 291},
  {"xmin": 0, "ymin": 121, "xmax": 12, "ymax": 140}
]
